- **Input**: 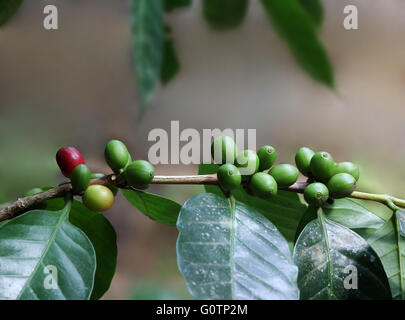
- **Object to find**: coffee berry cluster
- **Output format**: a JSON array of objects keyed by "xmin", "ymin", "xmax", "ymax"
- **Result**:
[
  {"xmin": 212, "ymin": 136, "xmax": 359, "ymax": 207},
  {"xmin": 54, "ymin": 140, "xmax": 155, "ymax": 212}
]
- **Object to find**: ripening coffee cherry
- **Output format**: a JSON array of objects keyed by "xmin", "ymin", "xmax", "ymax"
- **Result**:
[
  {"xmin": 295, "ymin": 147, "xmax": 315, "ymax": 177},
  {"xmin": 304, "ymin": 183, "xmax": 329, "ymax": 206},
  {"xmin": 334, "ymin": 162, "xmax": 360, "ymax": 181},
  {"xmin": 217, "ymin": 164, "xmax": 241, "ymax": 191},
  {"xmin": 269, "ymin": 164, "xmax": 299, "ymax": 188},
  {"xmin": 71, "ymin": 164, "xmax": 91, "ymax": 193},
  {"xmin": 327, "ymin": 173, "xmax": 356, "ymax": 199},
  {"xmin": 56, "ymin": 147, "xmax": 85, "ymax": 178},
  {"xmin": 125, "ymin": 160, "xmax": 155, "ymax": 188},
  {"xmin": 82, "ymin": 185, "xmax": 114, "ymax": 212},
  {"xmin": 257, "ymin": 145, "xmax": 277, "ymax": 171},
  {"xmin": 250, "ymin": 172, "xmax": 278, "ymax": 199},
  {"xmin": 104, "ymin": 139, "xmax": 131, "ymax": 173},
  {"xmin": 211, "ymin": 136, "xmax": 238, "ymax": 164},
  {"xmin": 236, "ymin": 150, "xmax": 259, "ymax": 178},
  {"xmin": 310, "ymin": 151, "xmax": 335, "ymax": 183}
]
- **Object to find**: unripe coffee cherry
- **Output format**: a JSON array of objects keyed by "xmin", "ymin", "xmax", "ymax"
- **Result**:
[
  {"xmin": 257, "ymin": 145, "xmax": 277, "ymax": 171},
  {"xmin": 56, "ymin": 147, "xmax": 85, "ymax": 178},
  {"xmin": 104, "ymin": 139, "xmax": 131, "ymax": 173},
  {"xmin": 83, "ymin": 185, "xmax": 114, "ymax": 212},
  {"xmin": 211, "ymin": 136, "xmax": 238, "ymax": 164},
  {"xmin": 304, "ymin": 182, "xmax": 329, "ymax": 206},
  {"xmin": 236, "ymin": 150, "xmax": 259, "ymax": 178},
  {"xmin": 310, "ymin": 151, "xmax": 335, "ymax": 183},
  {"xmin": 269, "ymin": 164, "xmax": 299, "ymax": 187},
  {"xmin": 125, "ymin": 160, "xmax": 155, "ymax": 188},
  {"xmin": 71, "ymin": 164, "xmax": 91, "ymax": 193},
  {"xmin": 90, "ymin": 173, "xmax": 118, "ymax": 195},
  {"xmin": 334, "ymin": 162, "xmax": 360, "ymax": 181},
  {"xmin": 217, "ymin": 164, "xmax": 241, "ymax": 191},
  {"xmin": 327, "ymin": 173, "xmax": 356, "ymax": 199},
  {"xmin": 250, "ymin": 172, "xmax": 278, "ymax": 199},
  {"xmin": 295, "ymin": 147, "xmax": 315, "ymax": 177}
]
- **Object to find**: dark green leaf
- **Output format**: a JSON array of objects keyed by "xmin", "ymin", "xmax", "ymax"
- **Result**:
[
  {"xmin": 69, "ymin": 202, "xmax": 116, "ymax": 300},
  {"xmin": 130, "ymin": 0, "xmax": 164, "ymax": 113},
  {"xmin": 323, "ymin": 198, "xmax": 386, "ymax": 230},
  {"xmin": 298, "ymin": 0, "xmax": 323, "ymax": 28},
  {"xmin": 165, "ymin": 0, "xmax": 191, "ymax": 12},
  {"xmin": 160, "ymin": 37, "xmax": 180, "ymax": 85},
  {"xmin": 294, "ymin": 211, "xmax": 391, "ymax": 299},
  {"xmin": 122, "ymin": 189, "xmax": 181, "ymax": 226},
  {"xmin": 177, "ymin": 193, "xmax": 299, "ymax": 299},
  {"xmin": 295, "ymin": 205, "xmax": 318, "ymax": 242},
  {"xmin": 202, "ymin": 0, "xmax": 248, "ymax": 30},
  {"xmin": 260, "ymin": 0, "xmax": 334, "ymax": 87},
  {"xmin": 360, "ymin": 214, "xmax": 405, "ymax": 300},
  {"xmin": 0, "ymin": 199, "xmax": 96, "ymax": 299},
  {"xmin": 0, "ymin": 0, "xmax": 23, "ymax": 27}
]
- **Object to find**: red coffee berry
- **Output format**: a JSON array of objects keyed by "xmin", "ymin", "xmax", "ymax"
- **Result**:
[{"xmin": 56, "ymin": 146, "xmax": 85, "ymax": 178}]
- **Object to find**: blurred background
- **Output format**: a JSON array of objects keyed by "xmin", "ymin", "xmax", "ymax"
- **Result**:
[{"xmin": 1, "ymin": 0, "xmax": 405, "ymax": 299}]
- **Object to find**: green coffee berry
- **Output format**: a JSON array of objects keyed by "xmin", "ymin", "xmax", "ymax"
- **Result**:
[
  {"xmin": 249, "ymin": 172, "xmax": 278, "ymax": 199},
  {"xmin": 310, "ymin": 151, "xmax": 335, "ymax": 182},
  {"xmin": 125, "ymin": 160, "xmax": 155, "ymax": 187},
  {"xmin": 257, "ymin": 145, "xmax": 277, "ymax": 171},
  {"xmin": 71, "ymin": 164, "xmax": 91, "ymax": 193},
  {"xmin": 295, "ymin": 147, "xmax": 315, "ymax": 177},
  {"xmin": 335, "ymin": 162, "xmax": 360, "ymax": 181},
  {"xmin": 327, "ymin": 173, "xmax": 356, "ymax": 199},
  {"xmin": 304, "ymin": 182, "xmax": 329, "ymax": 206},
  {"xmin": 268, "ymin": 164, "xmax": 299, "ymax": 188},
  {"xmin": 83, "ymin": 185, "xmax": 114, "ymax": 212},
  {"xmin": 211, "ymin": 136, "xmax": 238, "ymax": 164},
  {"xmin": 236, "ymin": 150, "xmax": 259, "ymax": 178},
  {"xmin": 105, "ymin": 139, "xmax": 131, "ymax": 173},
  {"xmin": 217, "ymin": 164, "xmax": 241, "ymax": 191}
]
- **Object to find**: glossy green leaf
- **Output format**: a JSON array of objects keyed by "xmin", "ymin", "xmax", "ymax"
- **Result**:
[
  {"xmin": 177, "ymin": 193, "xmax": 299, "ymax": 299},
  {"xmin": 323, "ymin": 198, "xmax": 386, "ymax": 230},
  {"xmin": 0, "ymin": 199, "xmax": 96, "ymax": 299},
  {"xmin": 45, "ymin": 198, "xmax": 117, "ymax": 300},
  {"xmin": 260, "ymin": 0, "xmax": 333, "ymax": 87},
  {"xmin": 165, "ymin": 0, "xmax": 191, "ymax": 12},
  {"xmin": 360, "ymin": 213, "xmax": 405, "ymax": 300},
  {"xmin": 202, "ymin": 0, "xmax": 248, "ymax": 30},
  {"xmin": 122, "ymin": 189, "xmax": 181, "ymax": 226},
  {"xmin": 295, "ymin": 205, "xmax": 318, "ymax": 242},
  {"xmin": 396, "ymin": 210, "xmax": 405, "ymax": 237},
  {"xmin": 0, "ymin": 0, "xmax": 23, "ymax": 27},
  {"xmin": 298, "ymin": 0, "xmax": 323, "ymax": 28},
  {"xmin": 130, "ymin": 0, "xmax": 164, "ymax": 113},
  {"xmin": 294, "ymin": 211, "xmax": 391, "ymax": 299},
  {"xmin": 198, "ymin": 163, "xmax": 307, "ymax": 247}
]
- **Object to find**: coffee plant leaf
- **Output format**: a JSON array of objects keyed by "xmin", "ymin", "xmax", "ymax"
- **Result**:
[
  {"xmin": 130, "ymin": 0, "xmax": 164, "ymax": 113},
  {"xmin": 45, "ymin": 198, "xmax": 117, "ymax": 300},
  {"xmin": 298, "ymin": 0, "xmax": 323, "ymax": 28},
  {"xmin": 0, "ymin": 0, "xmax": 23, "ymax": 27},
  {"xmin": 294, "ymin": 211, "xmax": 391, "ymax": 300},
  {"xmin": 323, "ymin": 198, "xmax": 386, "ymax": 230},
  {"xmin": 122, "ymin": 189, "xmax": 181, "ymax": 226},
  {"xmin": 176, "ymin": 193, "xmax": 299, "ymax": 299},
  {"xmin": 202, "ymin": 0, "xmax": 248, "ymax": 30},
  {"xmin": 198, "ymin": 163, "xmax": 223, "ymax": 196},
  {"xmin": 360, "ymin": 215, "xmax": 405, "ymax": 300},
  {"xmin": 160, "ymin": 36, "xmax": 180, "ymax": 85},
  {"xmin": 260, "ymin": 0, "xmax": 334, "ymax": 87},
  {"xmin": 0, "ymin": 201, "xmax": 96, "ymax": 299}
]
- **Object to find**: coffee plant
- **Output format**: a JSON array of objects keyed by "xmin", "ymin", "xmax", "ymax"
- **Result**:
[{"xmin": 1, "ymin": 136, "xmax": 405, "ymax": 300}]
